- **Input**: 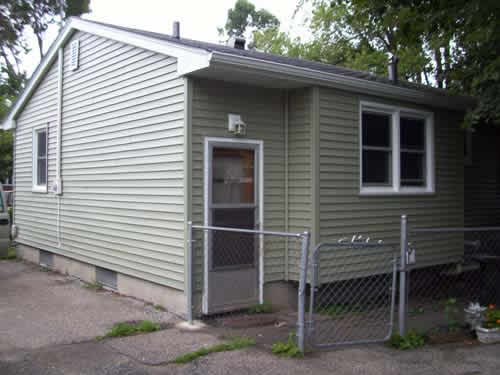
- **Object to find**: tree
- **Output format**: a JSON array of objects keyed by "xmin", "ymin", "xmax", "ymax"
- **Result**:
[
  {"xmin": 255, "ymin": 0, "xmax": 498, "ymax": 127},
  {"xmin": 219, "ymin": 0, "xmax": 279, "ymax": 42},
  {"xmin": 0, "ymin": 0, "xmax": 91, "ymax": 182},
  {"xmin": 0, "ymin": 130, "xmax": 13, "ymax": 183}
]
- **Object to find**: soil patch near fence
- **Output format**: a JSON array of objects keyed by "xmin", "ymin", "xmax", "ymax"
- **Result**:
[
  {"xmin": 426, "ymin": 327, "xmax": 478, "ymax": 346},
  {"xmin": 202, "ymin": 310, "xmax": 298, "ymax": 348}
]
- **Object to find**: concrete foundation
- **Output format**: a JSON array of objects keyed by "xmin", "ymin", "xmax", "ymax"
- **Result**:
[
  {"xmin": 264, "ymin": 281, "xmax": 298, "ymax": 310},
  {"xmin": 16, "ymin": 244, "xmax": 187, "ymax": 317},
  {"xmin": 16, "ymin": 244, "xmax": 297, "ymax": 317}
]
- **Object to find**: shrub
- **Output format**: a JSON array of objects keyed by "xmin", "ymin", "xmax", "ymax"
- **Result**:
[{"xmin": 387, "ymin": 330, "xmax": 426, "ymax": 350}]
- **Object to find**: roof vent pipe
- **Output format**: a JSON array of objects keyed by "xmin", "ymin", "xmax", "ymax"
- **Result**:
[
  {"xmin": 388, "ymin": 55, "xmax": 399, "ymax": 83},
  {"xmin": 173, "ymin": 21, "xmax": 180, "ymax": 39}
]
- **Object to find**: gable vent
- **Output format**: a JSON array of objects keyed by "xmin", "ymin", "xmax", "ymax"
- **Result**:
[{"xmin": 70, "ymin": 40, "xmax": 80, "ymax": 71}]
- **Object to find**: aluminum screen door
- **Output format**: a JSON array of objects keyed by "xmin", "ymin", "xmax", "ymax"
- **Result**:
[{"xmin": 203, "ymin": 138, "xmax": 263, "ymax": 314}]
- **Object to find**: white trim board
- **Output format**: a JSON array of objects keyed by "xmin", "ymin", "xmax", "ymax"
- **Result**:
[{"xmin": 202, "ymin": 137, "xmax": 264, "ymax": 314}]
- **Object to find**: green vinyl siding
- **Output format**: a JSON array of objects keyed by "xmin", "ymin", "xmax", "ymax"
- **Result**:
[
  {"xmin": 15, "ymin": 30, "xmax": 186, "ymax": 290},
  {"xmin": 190, "ymin": 78, "xmax": 287, "ymax": 293},
  {"xmin": 317, "ymin": 87, "xmax": 465, "ymax": 280},
  {"xmin": 286, "ymin": 88, "xmax": 313, "ymax": 280}
]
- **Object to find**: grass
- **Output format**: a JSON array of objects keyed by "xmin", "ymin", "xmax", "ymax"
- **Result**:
[
  {"xmin": 271, "ymin": 333, "xmax": 304, "ymax": 358},
  {"xmin": 247, "ymin": 301, "xmax": 273, "ymax": 314},
  {"xmin": 171, "ymin": 337, "xmax": 256, "ymax": 364},
  {"xmin": 84, "ymin": 281, "xmax": 104, "ymax": 291},
  {"xmin": 0, "ymin": 247, "xmax": 17, "ymax": 260},
  {"xmin": 99, "ymin": 320, "xmax": 161, "ymax": 340}
]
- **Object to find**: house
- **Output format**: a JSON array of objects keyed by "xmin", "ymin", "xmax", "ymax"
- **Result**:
[{"xmin": 3, "ymin": 17, "xmax": 497, "ymax": 317}]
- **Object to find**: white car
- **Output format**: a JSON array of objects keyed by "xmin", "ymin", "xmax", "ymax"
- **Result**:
[{"xmin": 0, "ymin": 185, "xmax": 10, "ymax": 257}]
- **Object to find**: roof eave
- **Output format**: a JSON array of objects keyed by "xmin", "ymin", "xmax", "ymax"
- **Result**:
[
  {"xmin": 209, "ymin": 51, "xmax": 476, "ymax": 111},
  {"xmin": 2, "ymin": 17, "xmax": 211, "ymax": 130}
]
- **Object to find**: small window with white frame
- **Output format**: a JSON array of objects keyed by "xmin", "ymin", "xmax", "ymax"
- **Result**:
[
  {"xmin": 360, "ymin": 102, "xmax": 435, "ymax": 195},
  {"xmin": 33, "ymin": 125, "xmax": 48, "ymax": 193}
]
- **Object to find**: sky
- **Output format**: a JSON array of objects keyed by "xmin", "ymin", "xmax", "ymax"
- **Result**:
[{"xmin": 22, "ymin": 0, "xmax": 311, "ymax": 75}]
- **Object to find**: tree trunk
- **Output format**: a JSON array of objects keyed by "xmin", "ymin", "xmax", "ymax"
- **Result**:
[
  {"xmin": 434, "ymin": 48, "xmax": 443, "ymax": 88},
  {"xmin": 443, "ymin": 42, "xmax": 451, "ymax": 88}
]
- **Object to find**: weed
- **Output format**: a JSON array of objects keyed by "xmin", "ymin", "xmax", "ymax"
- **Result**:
[
  {"xmin": 153, "ymin": 304, "xmax": 166, "ymax": 312},
  {"xmin": 443, "ymin": 298, "xmax": 460, "ymax": 331},
  {"xmin": 84, "ymin": 281, "xmax": 104, "ymax": 291},
  {"xmin": 136, "ymin": 320, "xmax": 160, "ymax": 333},
  {"xmin": 248, "ymin": 301, "xmax": 273, "ymax": 314},
  {"xmin": 106, "ymin": 322, "xmax": 136, "ymax": 338},
  {"xmin": 100, "ymin": 320, "xmax": 162, "ymax": 339},
  {"xmin": 271, "ymin": 333, "xmax": 304, "ymax": 358},
  {"xmin": 172, "ymin": 337, "xmax": 255, "ymax": 364},
  {"xmin": 0, "ymin": 247, "xmax": 17, "ymax": 260},
  {"xmin": 387, "ymin": 330, "xmax": 426, "ymax": 350}
]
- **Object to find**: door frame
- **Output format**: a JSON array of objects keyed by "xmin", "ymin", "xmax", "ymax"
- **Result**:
[{"xmin": 203, "ymin": 137, "xmax": 264, "ymax": 314}]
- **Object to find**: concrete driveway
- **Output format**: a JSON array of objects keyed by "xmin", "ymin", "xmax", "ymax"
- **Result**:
[{"xmin": 1, "ymin": 260, "xmax": 500, "ymax": 375}]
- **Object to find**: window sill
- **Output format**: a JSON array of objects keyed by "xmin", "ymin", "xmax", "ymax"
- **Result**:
[
  {"xmin": 32, "ymin": 185, "xmax": 48, "ymax": 194},
  {"xmin": 360, "ymin": 187, "xmax": 435, "ymax": 196}
]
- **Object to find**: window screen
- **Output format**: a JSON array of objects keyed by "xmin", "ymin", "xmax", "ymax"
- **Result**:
[
  {"xmin": 400, "ymin": 117, "xmax": 426, "ymax": 186},
  {"xmin": 210, "ymin": 147, "xmax": 256, "ymax": 269},
  {"xmin": 362, "ymin": 112, "xmax": 392, "ymax": 185},
  {"xmin": 36, "ymin": 129, "xmax": 47, "ymax": 186}
]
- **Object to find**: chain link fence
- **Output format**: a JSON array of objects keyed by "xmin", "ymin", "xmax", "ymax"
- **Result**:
[
  {"xmin": 187, "ymin": 223, "xmax": 309, "ymax": 347},
  {"xmin": 184, "ymin": 218, "xmax": 500, "ymax": 351},
  {"xmin": 406, "ymin": 227, "xmax": 500, "ymax": 333},
  {"xmin": 306, "ymin": 237, "xmax": 398, "ymax": 348}
]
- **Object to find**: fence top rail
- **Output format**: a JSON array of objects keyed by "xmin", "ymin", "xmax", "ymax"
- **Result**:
[
  {"xmin": 411, "ymin": 227, "xmax": 500, "ymax": 233},
  {"xmin": 190, "ymin": 223, "xmax": 306, "ymax": 238}
]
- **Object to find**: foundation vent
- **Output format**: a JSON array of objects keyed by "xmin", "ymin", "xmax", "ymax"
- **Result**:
[
  {"xmin": 96, "ymin": 267, "xmax": 117, "ymax": 290},
  {"xmin": 39, "ymin": 250, "xmax": 54, "ymax": 268}
]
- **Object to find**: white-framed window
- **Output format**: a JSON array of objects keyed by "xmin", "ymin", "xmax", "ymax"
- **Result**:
[
  {"xmin": 32, "ymin": 125, "xmax": 48, "ymax": 193},
  {"xmin": 360, "ymin": 101, "xmax": 435, "ymax": 195}
]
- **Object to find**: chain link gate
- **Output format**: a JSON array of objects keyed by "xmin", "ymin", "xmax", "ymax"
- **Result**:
[{"xmin": 306, "ymin": 237, "xmax": 398, "ymax": 347}]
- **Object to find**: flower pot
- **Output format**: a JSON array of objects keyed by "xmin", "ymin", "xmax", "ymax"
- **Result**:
[{"xmin": 476, "ymin": 326, "xmax": 500, "ymax": 344}]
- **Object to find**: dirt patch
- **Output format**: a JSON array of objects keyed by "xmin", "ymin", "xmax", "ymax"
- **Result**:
[
  {"xmin": 426, "ymin": 327, "xmax": 478, "ymax": 345},
  {"xmin": 212, "ymin": 313, "xmax": 278, "ymax": 329}
]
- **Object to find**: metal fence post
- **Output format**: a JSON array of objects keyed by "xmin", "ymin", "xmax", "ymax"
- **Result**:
[
  {"xmin": 297, "ymin": 231, "xmax": 311, "ymax": 353},
  {"xmin": 399, "ymin": 215, "xmax": 408, "ymax": 336},
  {"xmin": 187, "ymin": 221, "xmax": 193, "ymax": 325}
]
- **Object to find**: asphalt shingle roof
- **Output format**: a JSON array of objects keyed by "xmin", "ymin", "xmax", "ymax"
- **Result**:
[{"xmin": 86, "ymin": 19, "xmax": 458, "ymax": 98}]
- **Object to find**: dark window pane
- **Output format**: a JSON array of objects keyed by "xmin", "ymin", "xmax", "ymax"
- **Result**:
[
  {"xmin": 401, "ymin": 152, "xmax": 425, "ymax": 186},
  {"xmin": 212, "ymin": 147, "xmax": 254, "ymax": 204},
  {"xmin": 362, "ymin": 150, "xmax": 391, "ymax": 185},
  {"xmin": 400, "ymin": 117, "xmax": 425, "ymax": 150},
  {"xmin": 37, "ymin": 130, "xmax": 47, "ymax": 157},
  {"xmin": 362, "ymin": 112, "xmax": 391, "ymax": 147},
  {"xmin": 37, "ymin": 158, "xmax": 47, "ymax": 185},
  {"xmin": 211, "ymin": 208, "xmax": 255, "ymax": 269}
]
